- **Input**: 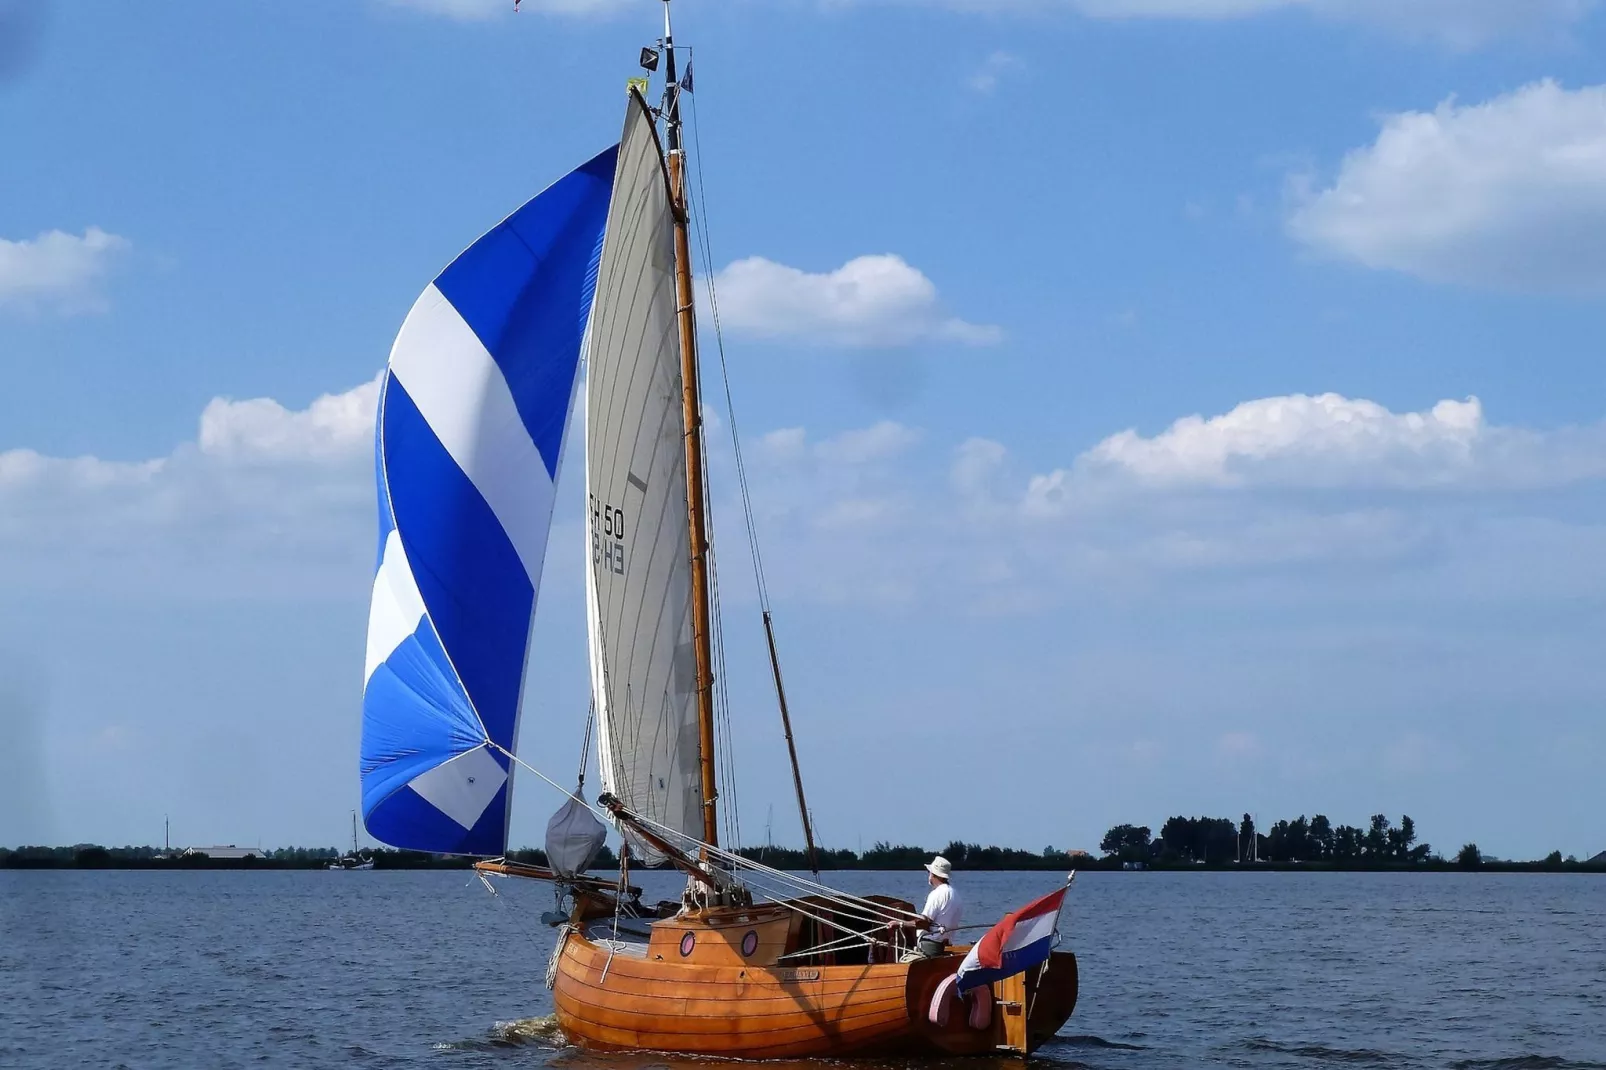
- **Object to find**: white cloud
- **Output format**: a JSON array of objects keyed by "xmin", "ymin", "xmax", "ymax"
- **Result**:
[
  {"xmin": 0, "ymin": 378, "xmax": 379, "ymax": 597},
  {"xmin": 951, "ymin": 437, "xmax": 1008, "ymax": 498},
  {"xmin": 814, "ymin": 421, "xmax": 921, "ymax": 464},
  {"xmin": 760, "ymin": 427, "xmax": 808, "ymax": 460},
  {"xmin": 11, "ymin": 379, "xmax": 1606, "ymax": 615},
  {"xmin": 377, "ymin": 0, "xmax": 1596, "ymax": 47},
  {"xmin": 924, "ymin": 0, "xmax": 1595, "ymax": 47},
  {"xmin": 1077, "ymin": 393, "xmax": 1484, "ymax": 490},
  {"xmin": 1022, "ymin": 393, "xmax": 1606, "ymax": 509},
  {"xmin": 198, "ymin": 375, "xmax": 381, "ymax": 462},
  {"xmin": 0, "ymin": 227, "xmax": 129, "ymax": 314},
  {"xmin": 1288, "ymin": 81, "xmax": 1606, "ymax": 291},
  {"xmin": 730, "ymin": 390, "xmax": 1606, "ymax": 614},
  {"xmin": 967, "ymin": 51, "xmax": 1024, "ymax": 94},
  {"xmin": 712, "ymin": 255, "xmax": 1001, "ymax": 348}
]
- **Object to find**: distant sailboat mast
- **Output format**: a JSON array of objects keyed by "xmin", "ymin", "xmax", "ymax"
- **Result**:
[{"xmin": 661, "ymin": 0, "xmax": 721, "ymax": 849}]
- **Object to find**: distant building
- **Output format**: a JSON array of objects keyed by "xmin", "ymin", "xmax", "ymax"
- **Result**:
[
  {"xmin": 1589, "ymin": 850, "xmax": 1606, "ymax": 866},
  {"xmin": 180, "ymin": 845, "xmax": 261, "ymax": 860}
]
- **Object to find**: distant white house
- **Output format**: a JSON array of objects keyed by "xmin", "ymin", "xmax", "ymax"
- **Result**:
[{"xmin": 180, "ymin": 845, "xmax": 261, "ymax": 860}]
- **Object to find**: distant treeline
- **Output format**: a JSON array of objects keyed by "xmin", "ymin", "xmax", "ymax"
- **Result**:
[
  {"xmin": 6, "ymin": 823, "xmax": 1601, "ymax": 872},
  {"xmin": 0, "ymin": 842, "xmax": 1073, "ymax": 872},
  {"xmin": 0, "ymin": 845, "xmax": 494, "ymax": 870},
  {"xmin": 1099, "ymin": 813, "xmax": 1606, "ymax": 871}
]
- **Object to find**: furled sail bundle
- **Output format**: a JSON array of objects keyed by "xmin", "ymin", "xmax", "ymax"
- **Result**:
[
  {"xmin": 360, "ymin": 146, "xmax": 618, "ymax": 856},
  {"xmin": 584, "ymin": 92, "xmax": 705, "ymax": 863}
]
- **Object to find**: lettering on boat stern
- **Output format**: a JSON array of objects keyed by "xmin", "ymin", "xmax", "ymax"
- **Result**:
[{"xmin": 771, "ymin": 968, "xmax": 820, "ymax": 982}]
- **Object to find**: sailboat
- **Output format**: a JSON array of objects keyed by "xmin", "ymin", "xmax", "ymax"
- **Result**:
[
  {"xmin": 357, "ymin": 1, "xmax": 1078, "ymax": 1057},
  {"xmin": 327, "ymin": 811, "xmax": 374, "ymax": 870}
]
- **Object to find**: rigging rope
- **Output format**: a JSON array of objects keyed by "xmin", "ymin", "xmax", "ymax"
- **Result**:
[
  {"xmin": 489, "ymin": 738, "xmax": 919, "ymax": 926},
  {"xmin": 684, "ymin": 62, "xmax": 827, "ymax": 870},
  {"xmin": 685, "ymin": 74, "xmax": 773, "ymax": 615},
  {"xmin": 576, "ymin": 697, "xmax": 595, "ymax": 790},
  {"xmin": 680, "ymin": 59, "xmax": 747, "ymax": 853}
]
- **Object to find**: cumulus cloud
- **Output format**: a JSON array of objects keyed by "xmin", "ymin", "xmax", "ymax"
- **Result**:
[
  {"xmin": 0, "ymin": 378, "xmax": 379, "ymax": 597},
  {"xmin": 1073, "ymin": 393, "xmax": 1487, "ymax": 491},
  {"xmin": 814, "ymin": 421, "xmax": 921, "ymax": 464},
  {"xmin": 198, "ymin": 375, "xmax": 381, "ymax": 462},
  {"xmin": 926, "ymin": 0, "xmax": 1595, "ymax": 47},
  {"xmin": 951, "ymin": 437, "xmax": 1009, "ymax": 498},
  {"xmin": 1021, "ymin": 392, "xmax": 1606, "ymax": 516},
  {"xmin": 10, "ymin": 378, "xmax": 1606, "ymax": 613},
  {"xmin": 732, "ymin": 391, "xmax": 1606, "ymax": 612},
  {"xmin": 377, "ymin": 0, "xmax": 1596, "ymax": 47},
  {"xmin": 712, "ymin": 255, "xmax": 1001, "ymax": 348},
  {"xmin": 0, "ymin": 227, "xmax": 129, "ymax": 314},
  {"xmin": 1288, "ymin": 81, "xmax": 1606, "ymax": 292}
]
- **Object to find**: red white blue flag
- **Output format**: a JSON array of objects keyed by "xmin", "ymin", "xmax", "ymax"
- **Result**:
[{"xmin": 954, "ymin": 885, "xmax": 1067, "ymax": 994}]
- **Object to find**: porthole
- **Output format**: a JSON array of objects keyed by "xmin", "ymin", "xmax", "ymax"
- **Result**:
[
  {"xmin": 679, "ymin": 932, "xmax": 696, "ymax": 957},
  {"xmin": 741, "ymin": 930, "xmax": 759, "ymax": 957}
]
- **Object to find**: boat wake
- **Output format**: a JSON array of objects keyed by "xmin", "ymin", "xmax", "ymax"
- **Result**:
[
  {"xmin": 434, "ymin": 1016, "xmax": 568, "ymax": 1053},
  {"xmin": 494, "ymin": 1016, "xmax": 568, "ymax": 1045},
  {"xmin": 1047, "ymin": 1035, "xmax": 1147, "ymax": 1052},
  {"xmin": 1245, "ymin": 1038, "xmax": 1399, "ymax": 1064}
]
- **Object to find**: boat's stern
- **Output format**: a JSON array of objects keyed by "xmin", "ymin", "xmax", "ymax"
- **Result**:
[{"xmin": 902, "ymin": 949, "xmax": 1079, "ymax": 1057}]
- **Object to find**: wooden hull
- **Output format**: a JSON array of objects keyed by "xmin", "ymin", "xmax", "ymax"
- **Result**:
[{"xmin": 551, "ymin": 929, "xmax": 1079, "ymax": 1059}]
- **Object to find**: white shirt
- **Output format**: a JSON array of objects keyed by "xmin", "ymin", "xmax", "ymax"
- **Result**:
[{"xmin": 918, "ymin": 882, "xmax": 962, "ymax": 944}]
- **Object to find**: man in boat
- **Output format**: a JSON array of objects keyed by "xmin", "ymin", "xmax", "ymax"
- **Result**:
[{"xmin": 887, "ymin": 855, "xmax": 963, "ymax": 960}]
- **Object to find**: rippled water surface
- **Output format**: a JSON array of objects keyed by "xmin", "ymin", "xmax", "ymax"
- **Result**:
[{"xmin": 1, "ymin": 870, "xmax": 1601, "ymax": 1070}]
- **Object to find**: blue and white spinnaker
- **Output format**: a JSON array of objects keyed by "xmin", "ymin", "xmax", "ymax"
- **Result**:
[{"xmin": 360, "ymin": 145, "xmax": 618, "ymax": 856}]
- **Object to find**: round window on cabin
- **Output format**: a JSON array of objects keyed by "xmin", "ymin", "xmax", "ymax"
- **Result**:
[
  {"xmin": 679, "ymin": 932, "xmax": 696, "ymax": 957},
  {"xmin": 741, "ymin": 930, "xmax": 759, "ymax": 957}
]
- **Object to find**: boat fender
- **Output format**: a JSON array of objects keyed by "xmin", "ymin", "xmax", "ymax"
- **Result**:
[
  {"xmin": 928, "ymin": 974, "xmax": 959, "ymax": 1027},
  {"xmin": 965, "ymin": 985, "xmax": 993, "ymax": 1030}
]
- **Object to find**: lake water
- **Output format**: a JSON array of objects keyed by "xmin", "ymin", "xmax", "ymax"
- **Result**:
[{"xmin": 0, "ymin": 870, "xmax": 1601, "ymax": 1070}]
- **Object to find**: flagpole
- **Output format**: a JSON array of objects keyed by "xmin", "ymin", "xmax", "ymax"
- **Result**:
[{"xmin": 1026, "ymin": 871, "xmax": 1075, "ymax": 1022}]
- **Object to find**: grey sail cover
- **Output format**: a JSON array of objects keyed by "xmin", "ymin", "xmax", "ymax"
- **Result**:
[
  {"xmin": 584, "ymin": 91, "xmax": 703, "ymax": 864},
  {"xmin": 544, "ymin": 795, "xmax": 608, "ymax": 877}
]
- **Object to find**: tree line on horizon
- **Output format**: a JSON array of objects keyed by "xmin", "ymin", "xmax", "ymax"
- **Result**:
[
  {"xmin": 0, "ymin": 840, "xmax": 1079, "ymax": 871},
  {"xmin": 1100, "ymin": 813, "xmax": 1597, "ymax": 869},
  {"xmin": 1100, "ymin": 813, "xmax": 1436, "ymax": 864},
  {"xmin": 5, "ymin": 825, "xmax": 1600, "ymax": 871}
]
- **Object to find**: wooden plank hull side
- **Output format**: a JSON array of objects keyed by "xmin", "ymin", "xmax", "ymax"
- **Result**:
[
  {"xmin": 551, "ymin": 934, "xmax": 1081, "ymax": 1059},
  {"xmin": 551, "ymin": 932, "xmax": 919, "ymax": 1058}
]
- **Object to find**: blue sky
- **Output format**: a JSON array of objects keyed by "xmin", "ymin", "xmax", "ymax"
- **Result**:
[{"xmin": 3, "ymin": 0, "xmax": 1604, "ymax": 861}]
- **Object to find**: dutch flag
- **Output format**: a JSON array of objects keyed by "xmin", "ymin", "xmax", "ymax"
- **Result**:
[{"xmin": 954, "ymin": 883, "xmax": 1069, "ymax": 994}]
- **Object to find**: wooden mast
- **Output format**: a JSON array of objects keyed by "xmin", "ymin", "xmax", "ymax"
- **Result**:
[{"xmin": 662, "ymin": 0, "xmax": 720, "ymax": 848}]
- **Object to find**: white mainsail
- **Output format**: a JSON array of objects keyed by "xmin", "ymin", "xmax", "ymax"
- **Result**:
[{"xmin": 584, "ymin": 91, "xmax": 704, "ymax": 863}]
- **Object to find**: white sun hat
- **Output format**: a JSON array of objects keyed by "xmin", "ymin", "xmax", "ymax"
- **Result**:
[{"xmin": 925, "ymin": 855, "xmax": 952, "ymax": 880}]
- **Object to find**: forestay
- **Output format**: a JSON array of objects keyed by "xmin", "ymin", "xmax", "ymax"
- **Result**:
[
  {"xmin": 585, "ymin": 91, "xmax": 704, "ymax": 863},
  {"xmin": 360, "ymin": 145, "xmax": 618, "ymax": 856}
]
